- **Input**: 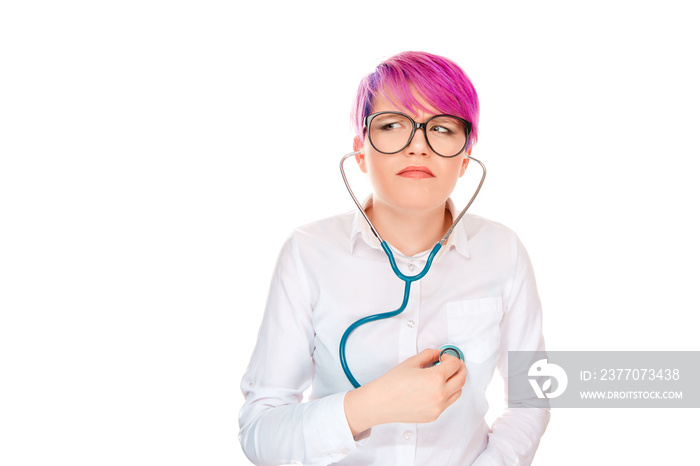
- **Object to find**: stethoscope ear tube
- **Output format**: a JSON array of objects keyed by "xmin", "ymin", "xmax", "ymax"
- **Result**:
[
  {"xmin": 340, "ymin": 151, "xmax": 383, "ymax": 242},
  {"xmin": 440, "ymin": 156, "xmax": 486, "ymax": 245}
]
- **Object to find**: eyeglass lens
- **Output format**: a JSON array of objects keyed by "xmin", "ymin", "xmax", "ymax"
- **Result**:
[{"xmin": 368, "ymin": 113, "xmax": 468, "ymax": 157}]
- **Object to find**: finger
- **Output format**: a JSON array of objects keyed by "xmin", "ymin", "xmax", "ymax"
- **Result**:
[
  {"xmin": 445, "ymin": 388, "xmax": 463, "ymax": 408},
  {"xmin": 435, "ymin": 354, "xmax": 463, "ymax": 378},
  {"xmin": 446, "ymin": 362, "xmax": 467, "ymax": 389},
  {"xmin": 407, "ymin": 348, "xmax": 440, "ymax": 368}
]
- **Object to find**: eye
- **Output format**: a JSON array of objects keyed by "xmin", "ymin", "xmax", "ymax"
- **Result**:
[
  {"xmin": 372, "ymin": 114, "xmax": 410, "ymax": 132},
  {"xmin": 429, "ymin": 124, "xmax": 452, "ymax": 134},
  {"xmin": 379, "ymin": 121, "xmax": 402, "ymax": 131},
  {"xmin": 428, "ymin": 117, "xmax": 463, "ymax": 137}
]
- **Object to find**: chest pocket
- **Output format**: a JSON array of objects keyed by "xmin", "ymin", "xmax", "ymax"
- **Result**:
[{"xmin": 446, "ymin": 298, "xmax": 503, "ymax": 363}]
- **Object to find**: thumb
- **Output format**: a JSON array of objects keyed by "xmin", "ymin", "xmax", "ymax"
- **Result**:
[{"xmin": 404, "ymin": 348, "xmax": 440, "ymax": 368}]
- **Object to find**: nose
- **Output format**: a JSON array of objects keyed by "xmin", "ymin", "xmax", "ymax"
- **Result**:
[{"xmin": 406, "ymin": 124, "xmax": 431, "ymax": 156}]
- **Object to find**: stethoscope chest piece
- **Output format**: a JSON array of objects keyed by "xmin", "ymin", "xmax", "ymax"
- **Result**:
[{"xmin": 433, "ymin": 344, "xmax": 465, "ymax": 366}]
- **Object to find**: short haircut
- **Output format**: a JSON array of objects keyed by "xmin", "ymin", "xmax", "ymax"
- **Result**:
[{"xmin": 351, "ymin": 51, "xmax": 480, "ymax": 149}]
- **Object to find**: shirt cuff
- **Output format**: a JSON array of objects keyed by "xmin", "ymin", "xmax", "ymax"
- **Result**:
[{"xmin": 304, "ymin": 391, "xmax": 360, "ymax": 464}]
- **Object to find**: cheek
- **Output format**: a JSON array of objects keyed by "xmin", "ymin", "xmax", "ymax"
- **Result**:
[
  {"xmin": 364, "ymin": 153, "xmax": 388, "ymax": 177},
  {"xmin": 366, "ymin": 160, "xmax": 389, "ymax": 188},
  {"xmin": 445, "ymin": 160, "xmax": 466, "ymax": 182},
  {"xmin": 442, "ymin": 175, "xmax": 461, "ymax": 196},
  {"xmin": 364, "ymin": 158, "xmax": 397, "ymax": 197},
  {"xmin": 437, "ymin": 163, "xmax": 465, "ymax": 196}
]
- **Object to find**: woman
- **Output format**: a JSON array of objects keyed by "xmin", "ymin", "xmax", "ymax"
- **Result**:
[{"xmin": 240, "ymin": 51, "xmax": 548, "ymax": 465}]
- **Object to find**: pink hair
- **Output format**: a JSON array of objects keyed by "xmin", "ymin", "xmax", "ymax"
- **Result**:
[{"xmin": 351, "ymin": 51, "xmax": 479, "ymax": 149}]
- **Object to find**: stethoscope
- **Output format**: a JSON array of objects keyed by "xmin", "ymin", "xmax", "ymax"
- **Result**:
[{"xmin": 338, "ymin": 150, "xmax": 487, "ymax": 388}]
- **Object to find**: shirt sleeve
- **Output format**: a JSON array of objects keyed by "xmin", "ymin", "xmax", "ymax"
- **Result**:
[
  {"xmin": 239, "ymin": 235, "xmax": 358, "ymax": 466},
  {"xmin": 472, "ymin": 235, "xmax": 550, "ymax": 466}
]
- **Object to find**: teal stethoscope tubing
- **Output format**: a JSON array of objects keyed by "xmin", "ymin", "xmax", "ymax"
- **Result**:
[{"xmin": 338, "ymin": 150, "xmax": 486, "ymax": 388}]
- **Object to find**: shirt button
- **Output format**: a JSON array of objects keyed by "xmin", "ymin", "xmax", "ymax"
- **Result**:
[
  {"xmin": 407, "ymin": 320, "xmax": 415, "ymax": 328},
  {"xmin": 408, "ymin": 264, "xmax": 416, "ymax": 271},
  {"xmin": 403, "ymin": 430, "xmax": 413, "ymax": 440}
]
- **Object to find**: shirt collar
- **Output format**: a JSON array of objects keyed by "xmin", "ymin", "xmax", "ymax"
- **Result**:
[{"xmin": 349, "ymin": 197, "xmax": 470, "ymax": 259}]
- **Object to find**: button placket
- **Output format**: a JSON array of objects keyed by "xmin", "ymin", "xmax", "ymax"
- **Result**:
[
  {"xmin": 398, "ymin": 269, "xmax": 421, "ymax": 363},
  {"xmin": 396, "ymin": 424, "xmax": 417, "ymax": 465}
]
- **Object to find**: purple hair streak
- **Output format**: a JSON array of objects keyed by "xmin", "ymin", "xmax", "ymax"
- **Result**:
[{"xmin": 352, "ymin": 51, "xmax": 480, "ymax": 149}]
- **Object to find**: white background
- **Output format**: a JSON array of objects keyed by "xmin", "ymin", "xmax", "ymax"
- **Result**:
[{"xmin": 1, "ymin": 1, "xmax": 699, "ymax": 465}]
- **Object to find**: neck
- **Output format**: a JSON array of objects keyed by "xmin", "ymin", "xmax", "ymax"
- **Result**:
[{"xmin": 366, "ymin": 198, "xmax": 452, "ymax": 257}]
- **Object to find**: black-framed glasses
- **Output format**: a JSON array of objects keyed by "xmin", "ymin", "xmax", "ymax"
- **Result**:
[{"xmin": 364, "ymin": 111, "xmax": 471, "ymax": 158}]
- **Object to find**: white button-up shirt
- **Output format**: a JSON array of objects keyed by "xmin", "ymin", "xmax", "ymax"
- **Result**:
[{"xmin": 239, "ymin": 202, "xmax": 549, "ymax": 465}]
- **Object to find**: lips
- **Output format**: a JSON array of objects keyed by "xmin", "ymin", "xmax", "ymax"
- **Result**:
[{"xmin": 397, "ymin": 165, "xmax": 435, "ymax": 178}]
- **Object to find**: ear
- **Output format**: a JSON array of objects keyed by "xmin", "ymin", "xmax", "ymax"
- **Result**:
[
  {"xmin": 354, "ymin": 136, "xmax": 368, "ymax": 173},
  {"xmin": 458, "ymin": 148, "xmax": 472, "ymax": 177},
  {"xmin": 353, "ymin": 136, "xmax": 363, "ymax": 152}
]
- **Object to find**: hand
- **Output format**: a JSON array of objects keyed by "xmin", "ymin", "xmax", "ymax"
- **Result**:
[{"xmin": 344, "ymin": 349, "xmax": 467, "ymax": 435}]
